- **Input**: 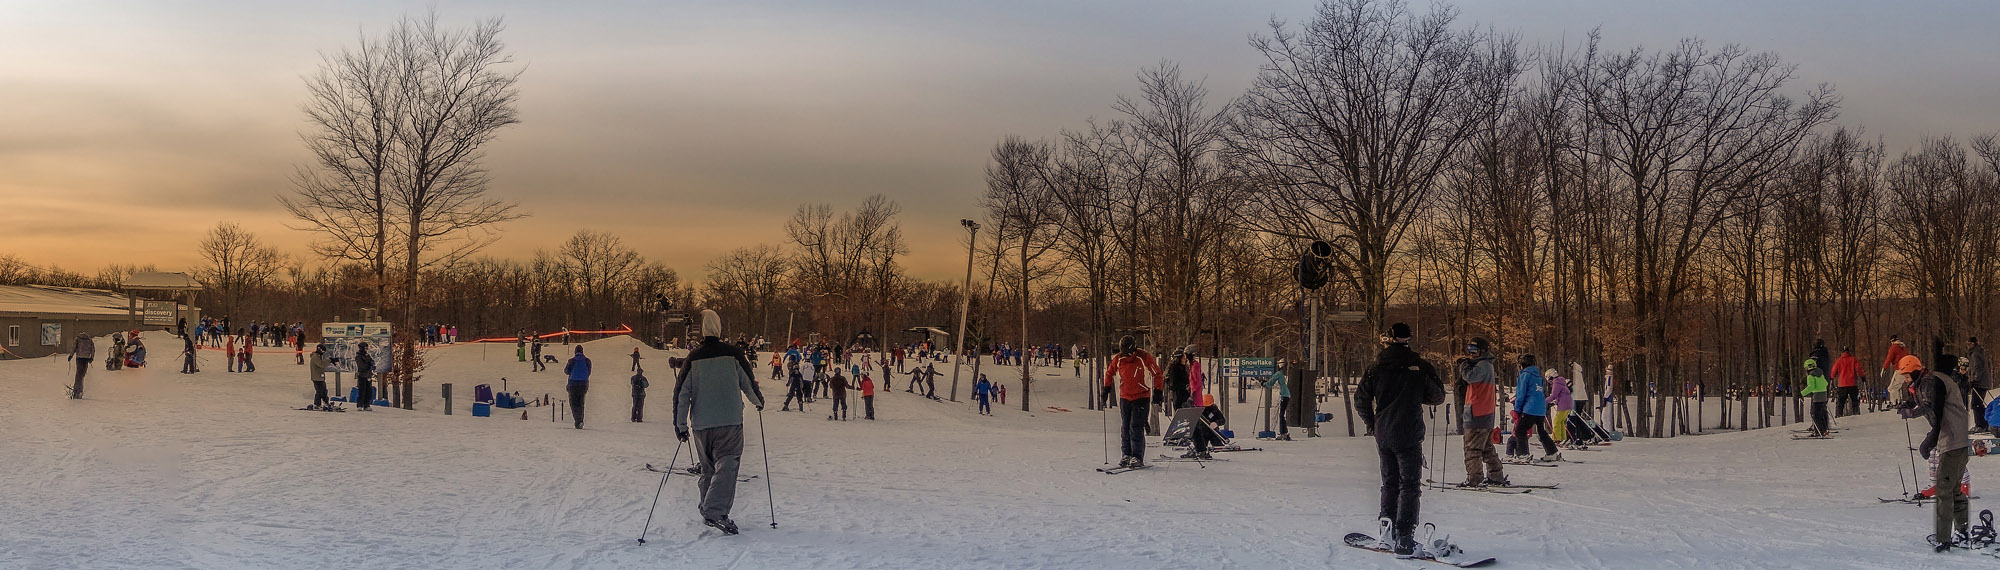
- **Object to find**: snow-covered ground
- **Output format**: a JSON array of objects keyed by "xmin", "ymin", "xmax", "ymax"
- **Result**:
[{"xmin": 4, "ymin": 332, "xmax": 1997, "ymax": 569}]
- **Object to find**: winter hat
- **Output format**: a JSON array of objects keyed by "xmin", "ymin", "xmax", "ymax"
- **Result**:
[
  {"xmin": 1119, "ymin": 335, "xmax": 1137, "ymax": 353},
  {"xmin": 1518, "ymin": 353, "xmax": 1537, "ymax": 368},
  {"xmin": 1897, "ymin": 354, "xmax": 1923, "ymax": 374},
  {"xmin": 701, "ymin": 309, "xmax": 721, "ymax": 339},
  {"xmin": 1802, "ymin": 358, "xmax": 1817, "ymax": 370},
  {"xmin": 574, "ymin": 346, "xmax": 584, "ymax": 354},
  {"xmin": 1469, "ymin": 337, "xmax": 1491, "ymax": 354},
  {"xmin": 1382, "ymin": 323, "xmax": 1413, "ymax": 344}
]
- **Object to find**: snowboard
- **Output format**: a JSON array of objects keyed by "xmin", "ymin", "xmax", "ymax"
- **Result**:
[{"xmin": 1343, "ymin": 532, "xmax": 1495, "ymax": 567}]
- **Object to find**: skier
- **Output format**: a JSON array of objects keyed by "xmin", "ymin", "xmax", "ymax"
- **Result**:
[
  {"xmin": 780, "ymin": 362, "xmax": 808, "ymax": 412},
  {"xmin": 923, "ymin": 363, "xmax": 939, "ymax": 399},
  {"xmin": 1801, "ymin": 358, "xmax": 1831, "ymax": 436},
  {"xmin": 67, "ymin": 333, "xmax": 94, "ymax": 398},
  {"xmin": 1507, "ymin": 354, "xmax": 1561, "ymax": 461},
  {"xmin": 1903, "ymin": 354, "xmax": 1973, "ymax": 551},
  {"xmin": 632, "ymin": 368, "xmax": 649, "ymax": 423},
  {"xmin": 1264, "ymin": 366, "xmax": 1293, "ymax": 440},
  {"xmin": 1458, "ymin": 337, "xmax": 1505, "ymax": 486},
  {"xmin": 309, "ymin": 344, "xmax": 330, "ymax": 409},
  {"xmin": 829, "ymin": 368, "xmax": 851, "ymax": 420},
  {"xmin": 632, "ymin": 347, "xmax": 643, "ymax": 372},
  {"xmin": 997, "ymin": 382, "xmax": 1006, "ymax": 405},
  {"xmin": 1549, "ymin": 371, "xmax": 1573, "ymax": 443},
  {"xmin": 564, "ymin": 346, "xmax": 591, "ymax": 429},
  {"xmin": 181, "ymin": 335, "xmax": 198, "ymax": 374},
  {"xmin": 240, "ymin": 336, "xmax": 256, "ymax": 373},
  {"xmin": 1354, "ymin": 323, "xmax": 1445, "ymax": 557},
  {"xmin": 225, "ymin": 334, "xmax": 237, "ymax": 373},
  {"xmin": 1166, "ymin": 349, "xmax": 1193, "ymax": 410},
  {"xmin": 531, "ymin": 335, "xmax": 546, "ymax": 372},
  {"xmin": 859, "ymin": 371, "xmax": 877, "ymax": 420},
  {"xmin": 671, "ymin": 310, "xmax": 765, "ymax": 535},
  {"xmin": 1883, "ymin": 335, "xmax": 1911, "ymax": 408},
  {"xmin": 355, "ymin": 340, "xmax": 376, "ymax": 411},
  {"xmin": 1831, "ymin": 347, "xmax": 1861, "ymax": 417},
  {"xmin": 1182, "ymin": 394, "xmax": 1230, "ymax": 460},
  {"xmin": 1101, "ymin": 335, "xmax": 1162, "ymax": 469},
  {"xmin": 974, "ymin": 374, "xmax": 993, "ymax": 415},
  {"xmin": 1969, "ymin": 338, "xmax": 1991, "ymax": 433}
]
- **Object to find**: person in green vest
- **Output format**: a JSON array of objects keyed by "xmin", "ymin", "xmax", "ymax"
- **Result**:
[{"xmin": 1801, "ymin": 358, "xmax": 1831, "ymax": 437}]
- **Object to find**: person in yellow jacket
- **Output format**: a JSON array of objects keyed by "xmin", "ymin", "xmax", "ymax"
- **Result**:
[{"xmin": 1801, "ymin": 358, "xmax": 1831, "ymax": 437}]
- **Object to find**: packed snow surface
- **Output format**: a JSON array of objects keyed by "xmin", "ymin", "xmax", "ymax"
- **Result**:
[{"xmin": 3, "ymin": 332, "xmax": 1996, "ymax": 569}]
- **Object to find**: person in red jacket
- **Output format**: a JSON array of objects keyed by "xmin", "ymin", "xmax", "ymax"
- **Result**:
[
  {"xmin": 1831, "ymin": 347, "xmax": 1861, "ymax": 417},
  {"xmin": 1882, "ymin": 335, "xmax": 1910, "ymax": 410},
  {"xmin": 859, "ymin": 372, "xmax": 876, "ymax": 420},
  {"xmin": 1102, "ymin": 335, "xmax": 1162, "ymax": 469}
]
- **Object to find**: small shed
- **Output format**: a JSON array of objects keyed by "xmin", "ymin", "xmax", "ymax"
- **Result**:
[{"xmin": 0, "ymin": 285, "xmax": 192, "ymax": 359}]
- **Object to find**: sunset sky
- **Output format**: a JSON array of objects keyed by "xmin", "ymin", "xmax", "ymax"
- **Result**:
[{"xmin": 4, "ymin": 0, "xmax": 1997, "ymax": 282}]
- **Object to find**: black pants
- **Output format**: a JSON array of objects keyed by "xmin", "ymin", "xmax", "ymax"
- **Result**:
[
  {"xmin": 313, "ymin": 381, "xmax": 329, "ymax": 407},
  {"xmin": 1508, "ymin": 413, "xmax": 1558, "ymax": 457},
  {"xmin": 1119, "ymin": 397, "xmax": 1150, "ymax": 459},
  {"xmin": 633, "ymin": 393, "xmax": 645, "ymax": 422},
  {"xmin": 1377, "ymin": 443, "xmax": 1424, "ymax": 537},
  {"xmin": 978, "ymin": 394, "xmax": 991, "ymax": 414},
  {"xmin": 832, "ymin": 395, "xmax": 848, "ymax": 419},
  {"xmin": 1192, "ymin": 422, "xmax": 1226, "ymax": 452},
  {"xmin": 863, "ymin": 395, "xmax": 875, "ymax": 419},
  {"xmin": 1835, "ymin": 386, "xmax": 1860, "ymax": 417},
  {"xmin": 72, "ymin": 359, "xmax": 90, "ymax": 398},
  {"xmin": 532, "ymin": 355, "xmax": 544, "ymax": 371},
  {"xmin": 782, "ymin": 383, "xmax": 807, "ymax": 410},
  {"xmin": 567, "ymin": 383, "xmax": 587, "ymax": 428},
  {"xmin": 182, "ymin": 353, "xmax": 197, "ymax": 374},
  {"xmin": 358, "ymin": 379, "xmax": 374, "ymax": 409},
  {"xmin": 1810, "ymin": 400, "xmax": 1829, "ymax": 434},
  {"xmin": 1279, "ymin": 396, "xmax": 1292, "ymax": 435},
  {"xmin": 925, "ymin": 377, "xmax": 936, "ymax": 398}
]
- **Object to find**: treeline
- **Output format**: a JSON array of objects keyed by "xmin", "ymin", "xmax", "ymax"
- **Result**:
[{"xmin": 970, "ymin": 0, "xmax": 2000, "ymax": 436}]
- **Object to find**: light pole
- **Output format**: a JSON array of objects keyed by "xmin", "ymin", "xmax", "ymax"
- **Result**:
[{"xmin": 948, "ymin": 219, "xmax": 980, "ymax": 403}]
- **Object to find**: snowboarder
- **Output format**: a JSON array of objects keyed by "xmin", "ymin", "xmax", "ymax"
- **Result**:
[
  {"xmin": 1801, "ymin": 358, "xmax": 1831, "ymax": 436},
  {"xmin": 671, "ymin": 310, "xmax": 765, "ymax": 535},
  {"xmin": 974, "ymin": 374, "xmax": 993, "ymax": 415},
  {"xmin": 67, "ymin": 333, "xmax": 94, "ymax": 398},
  {"xmin": 564, "ymin": 346, "xmax": 591, "ymax": 429},
  {"xmin": 308, "ymin": 344, "xmax": 330, "ymax": 409},
  {"xmin": 1101, "ymin": 335, "xmax": 1161, "ymax": 469},
  {"xmin": 1458, "ymin": 337, "xmax": 1505, "ymax": 486},
  {"xmin": 829, "ymin": 369, "xmax": 851, "ymax": 420},
  {"xmin": 355, "ymin": 340, "xmax": 376, "ymax": 411},
  {"xmin": 1507, "ymin": 354, "xmax": 1560, "ymax": 462},
  {"xmin": 632, "ymin": 368, "xmax": 649, "ymax": 423},
  {"xmin": 859, "ymin": 372, "xmax": 876, "ymax": 420},
  {"xmin": 1903, "ymin": 354, "xmax": 1973, "ymax": 551},
  {"xmin": 1832, "ymin": 347, "xmax": 1861, "ymax": 417},
  {"xmin": 1354, "ymin": 323, "xmax": 1446, "ymax": 557}
]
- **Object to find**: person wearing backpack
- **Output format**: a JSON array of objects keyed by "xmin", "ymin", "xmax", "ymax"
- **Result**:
[
  {"xmin": 1901, "ymin": 354, "xmax": 1973, "ymax": 551},
  {"xmin": 1355, "ymin": 323, "xmax": 1446, "ymax": 558}
]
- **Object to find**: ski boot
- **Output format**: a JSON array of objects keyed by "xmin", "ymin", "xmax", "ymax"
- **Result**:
[
  {"xmin": 704, "ymin": 517, "xmax": 740, "ymax": 535},
  {"xmin": 1484, "ymin": 475, "xmax": 1511, "ymax": 487},
  {"xmin": 1538, "ymin": 452, "xmax": 1564, "ymax": 463}
]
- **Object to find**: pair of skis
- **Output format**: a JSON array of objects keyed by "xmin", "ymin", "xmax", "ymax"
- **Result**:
[
  {"xmin": 642, "ymin": 464, "xmax": 756, "ymax": 482},
  {"xmin": 1425, "ymin": 479, "xmax": 1557, "ymax": 494},
  {"xmin": 1096, "ymin": 464, "xmax": 1156, "ymax": 475}
]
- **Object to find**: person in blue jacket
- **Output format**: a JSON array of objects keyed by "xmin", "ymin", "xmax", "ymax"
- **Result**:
[
  {"xmin": 1507, "ymin": 353, "xmax": 1560, "ymax": 461},
  {"xmin": 974, "ymin": 374, "xmax": 994, "ymax": 415},
  {"xmin": 564, "ymin": 346, "xmax": 592, "ymax": 429}
]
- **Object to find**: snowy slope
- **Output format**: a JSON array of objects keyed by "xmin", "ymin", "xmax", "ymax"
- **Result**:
[{"xmin": 2, "ymin": 332, "xmax": 1996, "ymax": 569}]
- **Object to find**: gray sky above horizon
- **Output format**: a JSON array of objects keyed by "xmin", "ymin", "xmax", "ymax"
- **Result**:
[{"xmin": 3, "ymin": 0, "xmax": 1996, "ymax": 282}]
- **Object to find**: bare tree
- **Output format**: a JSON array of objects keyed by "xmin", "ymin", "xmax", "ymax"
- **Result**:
[
  {"xmin": 704, "ymin": 244, "xmax": 792, "ymax": 342},
  {"xmin": 984, "ymin": 136, "xmax": 1059, "ymax": 411},
  {"xmin": 195, "ymin": 222, "xmax": 288, "ymax": 318},
  {"xmin": 559, "ymin": 230, "xmax": 645, "ymax": 324},
  {"xmin": 285, "ymin": 22, "xmax": 406, "ymax": 308}
]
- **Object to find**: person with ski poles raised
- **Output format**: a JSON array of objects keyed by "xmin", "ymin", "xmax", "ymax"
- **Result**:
[
  {"xmin": 672, "ymin": 310, "xmax": 765, "ymax": 535},
  {"xmin": 1101, "ymin": 335, "xmax": 1161, "ymax": 469},
  {"xmin": 1354, "ymin": 323, "xmax": 1445, "ymax": 558}
]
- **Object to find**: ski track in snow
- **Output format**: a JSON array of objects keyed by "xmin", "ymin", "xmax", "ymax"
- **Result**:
[{"xmin": 3, "ymin": 332, "xmax": 1997, "ymax": 569}]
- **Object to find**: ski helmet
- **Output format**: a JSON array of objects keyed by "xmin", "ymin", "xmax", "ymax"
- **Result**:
[
  {"xmin": 1120, "ymin": 335, "xmax": 1137, "ymax": 353},
  {"xmin": 1518, "ymin": 353, "xmax": 1537, "ymax": 368}
]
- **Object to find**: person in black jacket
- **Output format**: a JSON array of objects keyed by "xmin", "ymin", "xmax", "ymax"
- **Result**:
[
  {"xmin": 1165, "ymin": 350, "xmax": 1193, "ymax": 410},
  {"xmin": 632, "ymin": 368, "xmax": 650, "ymax": 422},
  {"xmin": 1353, "ymin": 323, "xmax": 1445, "ymax": 558},
  {"xmin": 355, "ymin": 341, "xmax": 375, "ymax": 411}
]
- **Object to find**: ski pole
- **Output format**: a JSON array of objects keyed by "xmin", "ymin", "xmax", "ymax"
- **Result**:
[
  {"xmin": 1102, "ymin": 391, "xmax": 1111, "ymax": 465},
  {"xmin": 637, "ymin": 441, "xmax": 685, "ymax": 544},
  {"xmin": 1904, "ymin": 416, "xmax": 1922, "ymax": 498},
  {"xmin": 757, "ymin": 406, "xmax": 777, "ymax": 529}
]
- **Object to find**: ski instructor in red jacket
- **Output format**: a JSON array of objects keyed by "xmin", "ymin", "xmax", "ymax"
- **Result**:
[{"xmin": 1102, "ymin": 335, "xmax": 1161, "ymax": 469}]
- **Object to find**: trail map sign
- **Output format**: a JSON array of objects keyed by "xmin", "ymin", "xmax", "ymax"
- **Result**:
[
  {"xmin": 321, "ymin": 322, "xmax": 392, "ymax": 375},
  {"xmin": 142, "ymin": 300, "xmax": 178, "ymax": 325},
  {"xmin": 1222, "ymin": 357, "xmax": 1277, "ymax": 379}
]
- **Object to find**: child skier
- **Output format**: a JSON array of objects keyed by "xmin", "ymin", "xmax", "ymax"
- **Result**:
[
  {"xmin": 1801, "ymin": 358, "xmax": 1831, "ymax": 437},
  {"xmin": 1508, "ymin": 354, "xmax": 1560, "ymax": 462},
  {"xmin": 974, "ymin": 374, "xmax": 993, "ymax": 415},
  {"xmin": 1549, "ymin": 371, "xmax": 1573, "ymax": 443}
]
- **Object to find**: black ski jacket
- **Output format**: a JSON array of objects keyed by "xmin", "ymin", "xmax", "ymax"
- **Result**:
[{"xmin": 1355, "ymin": 343, "xmax": 1445, "ymax": 447}]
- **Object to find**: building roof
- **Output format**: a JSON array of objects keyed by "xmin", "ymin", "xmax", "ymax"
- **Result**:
[
  {"xmin": 121, "ymin": 272, "xmax": 203, "ymax": 291},
  {"xmin": 0, "ymin": 285, "xmax": 134, "ymax": 317}
]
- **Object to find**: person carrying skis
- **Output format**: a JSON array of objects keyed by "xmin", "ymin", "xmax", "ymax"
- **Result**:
[
  {"xmin": 632, "ymin": 367, "xmax": 650, "ymax": 423},
  {"xmin": 1507, "ymin": 354, "xmax": 1561, "ymax": 462},
  {"xmin": 1354, "ymin": 323, "xmax": 1445, "ymax": 557},
  {"xmin": 564, "ymin": 346, "xmax": 591, "ymax": 429},
  {"xmin": 829, "ymin": 368, "xmax": 851, "ymax": 420},
  {"xmin": 1831, "ymin": 347, "xmax": 1861, "ymax": 417},
  {"xmin": 355, "ymin": 340, "xmax": 376, "ymax": 411},
  {"xmin": 67, "ymin": 333, "xmax": 94, "ymax": 399},
  {"xmin": 859, "ymin": 371, "xmax": 876, "ymax": 420},
  {"xmin": 974, "ymin": 374, "xmax": 993, "ymax": 415},
  {"xmin": 672, "ymin": 310, "xmax": 765, "ymax": 535},
  {"xmin": 1102, "ymin": 335, "xmax": 1162, "ymax": 469},
  {"xmin": 1801, "ymin": 357, "xmax": 1831, "ymax": 436},
  {"xmin": 1901, "ymin": 354, "xmax": 1974, "ymax": 551},
  {"xmin": 309, "ymin": 343, "xmax": 330, "ymax": 409},
  {"xmin": 1457, "ymin": 338, "xmax": 1505, "ymax": 486}
]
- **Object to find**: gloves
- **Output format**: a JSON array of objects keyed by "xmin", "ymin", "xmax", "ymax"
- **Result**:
[
  {"xmin": 756, "ymin": 405, "xmax": 764, "ymax": 412},
  {"xmin": 676, "ymin": 429, "xmax": 690, "ymax": 442},
  {"xmin": 1919, "ymin": 441, "xmax": 1934, "ymax": 460},
  {"xmin": 1100, "ymin": 387, "xmax": 1114, "ymax": 404}
]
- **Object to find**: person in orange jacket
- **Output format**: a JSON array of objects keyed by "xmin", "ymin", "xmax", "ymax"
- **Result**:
[
  {"xmin": 858, "ymin": 372, "xmax": 877, "ymax": 420},
  {"xmin": 1102, "ymin": 335, "xmax": 1162, "ymax": 468},
  {"xmin": 1882, "ymin": 335, "xmax": 1910, "ymax": 407}
]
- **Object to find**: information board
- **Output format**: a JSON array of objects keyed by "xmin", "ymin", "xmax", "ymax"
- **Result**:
[
  {"xmin": 321, "ymin": 322, "xmax": 393, "ymax": 374},
  {"xmin": 142, "ymin": 300, "xmax": 178, "ymax": 325}
]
